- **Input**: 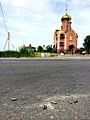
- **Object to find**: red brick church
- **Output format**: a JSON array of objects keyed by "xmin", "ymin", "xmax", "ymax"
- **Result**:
[{"xmin": 54, "ymin": 9, "xmax": 78, "ymax": 53}]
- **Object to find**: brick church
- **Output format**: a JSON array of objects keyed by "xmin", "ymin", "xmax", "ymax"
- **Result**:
[{"xmin": 54, "ymin": 9, "xmax": 78, "ymax": 53}]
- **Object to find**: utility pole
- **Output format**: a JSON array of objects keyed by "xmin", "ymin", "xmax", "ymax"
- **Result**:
[
  {"xmin": 3, "ymin": 32, "xmax": 10, "ymax": 50},
  {"xmin": 0, "ymin": 0, "xmax": 14, "ymax": 51}
]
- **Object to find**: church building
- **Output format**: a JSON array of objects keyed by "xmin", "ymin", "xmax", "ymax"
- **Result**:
[{"xmin": 54, "ymin": 9, "xmax": 78, "ymax": 53}]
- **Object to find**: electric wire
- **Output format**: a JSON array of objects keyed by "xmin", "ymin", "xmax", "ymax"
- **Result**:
[{"xmin": 0, "ymin": 1, "xmax": 8, "ymax": 33}]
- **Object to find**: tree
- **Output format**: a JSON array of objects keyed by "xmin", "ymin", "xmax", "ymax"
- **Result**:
[
  {"xmin": 46, "ymin": 45, "xmax": 53, "ymax": 53},
  {"xmin": 19, "ymin": 45, "xmax": 28, "ymax": 56},
  {"xmin": 19, "ymin": 45, "xmax": 35, "ymax": 57},
  {"xmin": 37, "ymin": 46, "xmax": 43, "ymax": 52},
  {"xmin": 45, "ymin": 45, "xmax": 57, "ymax": 53},
  {"xmin": 83, "ymin": 35, "xmax": 90, "ymax": 54}
]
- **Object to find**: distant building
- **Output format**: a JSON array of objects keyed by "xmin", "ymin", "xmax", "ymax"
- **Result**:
[
  {"xmin": 26, "ymin": 44, "xmax": 36, "ymax": 52},
  {"xmin": 54, "ymin": 9, "xmax": 78, "ymax": 53}
]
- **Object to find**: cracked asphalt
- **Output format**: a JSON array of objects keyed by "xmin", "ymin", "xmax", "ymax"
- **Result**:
[{"xmin": 0, "ymin": 58, "xmax": 90, "ymax": 120}]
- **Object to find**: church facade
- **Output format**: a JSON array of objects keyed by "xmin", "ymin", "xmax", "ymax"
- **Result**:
[{"xmin": 54, "ymin": 9, "xmax": 78, "ymax": 53}]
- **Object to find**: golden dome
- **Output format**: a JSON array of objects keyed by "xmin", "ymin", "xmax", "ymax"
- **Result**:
[{"xmin": 61, "ymin": 9, "xmax": 71, "ymax": 21}]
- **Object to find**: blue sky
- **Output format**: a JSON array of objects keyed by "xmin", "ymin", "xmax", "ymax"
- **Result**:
[{"xmin": 0, "ymin": 0, "xmax": 90, "ymax": 50}]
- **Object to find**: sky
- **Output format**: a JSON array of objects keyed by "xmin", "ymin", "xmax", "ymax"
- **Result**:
[{"xmin": 0, "ymin": 0, "xmax": 90, "ymax": 51}]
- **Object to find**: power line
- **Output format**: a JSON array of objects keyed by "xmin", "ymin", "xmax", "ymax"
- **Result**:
[{"xmin": 0, "ymin": 0, "xmax": 8, "ymax": 33}]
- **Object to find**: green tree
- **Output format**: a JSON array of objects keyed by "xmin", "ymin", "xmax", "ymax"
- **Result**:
[
  {"xmin": 46, "ymin": 45, "xmax": 53, "ymax": 53},
  {"xmin": 19, "ymin": 45, "xmax": 28, "ymax": 56},
  {"xmin": 83, "ymin": 35, "xmax": 90, "ymax": 54},
  {"xmin": 37, "ymin": 46, "xmax": 43, "ymax": 52},
  {"xmin": 19, "ymin": 45, "xmax": 35, "ymax": 57},
  {"xmin": 45, "ymin": 45, "xmax": 57, "ymax": 53},
  {"xmin": 43, "ymin": 45, "xmax": 46, "ymax": 52}
]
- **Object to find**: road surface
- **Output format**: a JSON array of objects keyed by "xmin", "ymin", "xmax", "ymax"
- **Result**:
[{"xmin": 0, "ymin": 58, "xmax": 90, "ymax": 120}]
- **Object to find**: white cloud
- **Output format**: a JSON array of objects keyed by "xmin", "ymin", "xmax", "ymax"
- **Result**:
[
  {"xmin": 71, "ymin": 0, "xmax": 90, "ymax": 8},
  {"xmin": 11, "ymin": 0, "xmax": 29, "ymax": 7},
  {"xmin": 2, "ymin": 0, "xmax": 30, "ymax": 7}
]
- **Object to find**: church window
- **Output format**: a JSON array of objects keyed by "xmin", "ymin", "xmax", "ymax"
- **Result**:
[
  {"xmin": 60, "ymin": 34, "xmax": 65, "ymax": 39},
  {"xmin": 60, "ymin": 42, "xmax": 64, "ymax": 46},
  {"xmin": 69, "ymin": 35, "xmax": 72, "ymax": 40}
]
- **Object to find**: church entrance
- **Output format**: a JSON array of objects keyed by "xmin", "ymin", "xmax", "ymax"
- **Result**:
[{"xmin": 68, "ymin": 45, "xmax": 75, "ymax": 55}]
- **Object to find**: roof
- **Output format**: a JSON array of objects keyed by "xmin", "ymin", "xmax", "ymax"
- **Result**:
[{"xmin": 61, "ymin": 9, "xmax": 71, "ymax": 21}]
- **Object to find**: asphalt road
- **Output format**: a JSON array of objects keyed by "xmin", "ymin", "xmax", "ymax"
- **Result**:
[{"xmin": 0, "ymin": 58, "xmax": 90, "ymax": 120}]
